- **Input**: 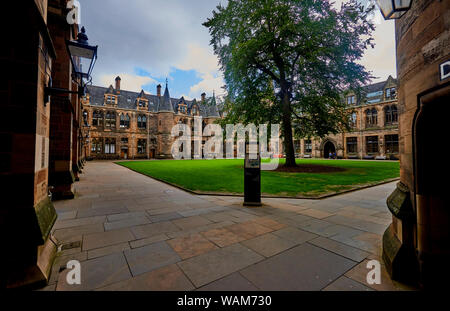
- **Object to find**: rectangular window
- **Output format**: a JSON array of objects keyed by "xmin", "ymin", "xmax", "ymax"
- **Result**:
[
  {"xmin": 138, "ymin": 139, "xmax": 147, "ymax": 154},
  {"xmin": 104, "ymin": 139, "xmax": 116, "ymax": 154},
  {"xmin": 385, "ymin": 87, "xmax": 397, "ymax": 100},
  {"xmin": 366, "ymin": 136, "xmax": 379, "ymax": 154},
  {"xmin": 305, "ymin": 140, "xmax": 312, "ymax": 153},
  {"xmin": 385, "ymin": 135, "xmax": 399, "ymax": 154},
  {"xmin": 346, "ymin": 137, "xmax": 357, "ymax": 154}
]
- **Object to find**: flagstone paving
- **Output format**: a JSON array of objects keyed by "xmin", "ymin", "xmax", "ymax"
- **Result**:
[{"xmin": 43, "ymin": 161, "xmax": 415, "ymax": 291}]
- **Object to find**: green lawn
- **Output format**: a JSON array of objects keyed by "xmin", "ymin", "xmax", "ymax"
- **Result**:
[{"xmin": 116, "ymin": 159, "xmax": 399, "ymax": 198}]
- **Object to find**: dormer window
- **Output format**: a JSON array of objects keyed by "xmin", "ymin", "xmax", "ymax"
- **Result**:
[
  {"xmin": 347, "ymin": 95, "xmax": 356, "ymax": 105},
  {"xmin": 106, "ymin": 95, "xmax": 116, "ymax": 105},
  {"xmin": 385, "ymin": 87, "xmax": 397, "ymax": 100},
  {"xmin": 138, "ymin": 100, "xmax": 147, "ymax": 107}
]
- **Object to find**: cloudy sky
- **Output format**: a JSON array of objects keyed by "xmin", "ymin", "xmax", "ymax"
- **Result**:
[{"xmin": 80, "ymin": 0, "xmax": 396, "ymax": 100}]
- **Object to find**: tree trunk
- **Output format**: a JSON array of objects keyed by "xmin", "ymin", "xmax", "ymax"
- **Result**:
[{"xmin": 282, "ymin": 91, "xmax": 296, "ymax": 167}]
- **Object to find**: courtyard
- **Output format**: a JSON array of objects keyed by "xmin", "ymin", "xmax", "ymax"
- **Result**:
[{"xmin": 42, "ymin": 161, "xmax": 413, "ymax": 291}]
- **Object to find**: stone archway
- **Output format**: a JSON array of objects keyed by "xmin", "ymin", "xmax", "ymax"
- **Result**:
[{"xmin": 323, "ymin": 141, "xmax": 336, "ymax": 159}]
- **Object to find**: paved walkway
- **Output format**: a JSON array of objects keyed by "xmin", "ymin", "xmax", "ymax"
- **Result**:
[{"xmin": 42, "ymin": 161, "xmax": 413, "ymax": 291}]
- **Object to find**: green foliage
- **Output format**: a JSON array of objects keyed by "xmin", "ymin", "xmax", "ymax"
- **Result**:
[
  {"xmin": 203, "ymin": 0, "xmax": 375, "ymax": 152},
  {"xmin": 117, "ymin": 159, "xmax": 399, "ymax": 197}
]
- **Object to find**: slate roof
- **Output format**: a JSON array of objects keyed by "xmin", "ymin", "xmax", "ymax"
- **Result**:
[{"xmin": 85, "ymin": 82, "xmax": 221, "ymax": 117}]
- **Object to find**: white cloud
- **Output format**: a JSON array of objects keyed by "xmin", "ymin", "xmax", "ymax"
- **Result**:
[
  {"xmin": 174, "ymin": 44, "xmax": 225, "ymax": 99},
  {"xmin": 99, "ymin": 73, "xmax": 156, "ymax": 92},
  {"xmin": 189, "ymin": 73, "xmax": 224, "ymax": 99}
]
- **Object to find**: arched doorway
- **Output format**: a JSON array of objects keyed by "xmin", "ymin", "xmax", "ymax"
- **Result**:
[
  {"xmin": 414, "ymin": 86, "xmax": 450, "ymax": 286},
  {"xmin": 323, "ymin": 141, "xmax": 336, "ymax": 158}
]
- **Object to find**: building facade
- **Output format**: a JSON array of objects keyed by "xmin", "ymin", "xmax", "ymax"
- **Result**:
[
  {"xmin": 293, "ymin": 76, "xmax": 399, "ymax": 160},
  {"xmin": 81, "ymin": 77, "xmax": 222, "ymax": 160}
]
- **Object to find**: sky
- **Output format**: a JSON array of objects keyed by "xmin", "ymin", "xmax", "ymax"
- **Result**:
[{"xmin": 79, "ymin": 0, "xmax": 396, "ymax": 100}]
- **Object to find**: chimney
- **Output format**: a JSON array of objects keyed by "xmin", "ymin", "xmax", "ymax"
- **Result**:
[
  {"xmin": 201, "ymin": 92, "xmax": 206, "ymax": 102},
  {"xmin": 115, "ymin": 76, "xmax": 121, "ymax": 91},
  {"xmin": 157, "ymin": 84, "xmax": 162, "ymax": 97}
]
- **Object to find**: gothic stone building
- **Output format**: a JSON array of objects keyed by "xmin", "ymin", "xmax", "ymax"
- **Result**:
[
  {"xmin": 293, "ymin": 76, "xmax": 399, "ymax": 160},
  {"xmin": 81, "ymin": 77, "xmax": 221, "ymax": 160}
]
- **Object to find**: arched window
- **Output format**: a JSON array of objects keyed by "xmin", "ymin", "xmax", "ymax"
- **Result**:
[
  {"xmin": 371, "ymin": 108, "xmax": 378, "ymax": 125},
  {"xmin": 93, "ymin": 110, "xmax": 103, "ymax": 127},
  {"xmin": 105, "ymin": 111, "xmax": 116, "ymax": 128},
  {"xmin": 350, "ymin": 112, "xmax": 357, "ymax": 128},
  {"xmin": 142, "ymin": 115, "xmax": 147, "ymax": 129},
  {"xmin": 125, "ymin": 114, "xmax": 130, "ymax": 128},
  {"xmin": 120, "ymin": 114, "xmax": 125, "ymax": 128},
  {"xmin": 384, "ymin": 106, "xmax": 392, "ymax": 125},
  {"xmin": 391, "ymin": 105, "xmax": 398, "ymax": 123},
  {"xmin": 365, "ymin": 109, "xmax": 371, "ymax": 127},
  {"xmin": 138, "ymin": 115, "xmax": 147, "ymax": 129},
  {"xmin": 384, "ymin": 105, "xmax": 398, "ymax": 126},
  {"xmin": 365, "ymin": 109, "xmax": 378, "ymax": 127},
  {"xmin": 120, "ymin": 114, "xmax": 130, "ymax": 128}
]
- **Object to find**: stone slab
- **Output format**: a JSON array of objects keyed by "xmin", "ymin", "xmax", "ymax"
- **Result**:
[
  {"xmin": 240, "ymin": 243, "xmax": 357, "ymax": 291},
  {"xmin": 87, "ymin": 242, "xmax": 130, "ymax": 260},
  {"xmin": 178, "ymin": 243, "xmax": 264, "ymax": 288},
  {"xmin": 172, "ymin": 216, "xmax": 213, "ymax": 231},
  {"xmin": 308, "ymin": 237, "xmax": 370, "ymax": 262},
  {"xmin": 124, "ymin": 241, "xmax": 181, "ymax": 276},
  {"xmin": 56, "ymin": 252, "xmax": 131, "ymax": 291},
  {"xmin": 242, "ymin": 233, "xmax": 297, "ymax": 257},
  {"xmin": 98, "ymin": 264, "xmax": 194, "ymax": 291},
  {"xmin": 167, "ymin": 233, "xmax": 218, "ymax": 260},
  {"xmin": 201, "ymin": 228, "xmax": 245, "ymax": 248},
  {"xmin": 83, "ymin": 228, "xmax": 135, "ymax": 251},
  {"xmin": 131, "ymin": 221, "xmax": 180, "ymax": 239},
  {"xmin": 271, "ymin": 227, "xmax": 318, "ymax": 244}
]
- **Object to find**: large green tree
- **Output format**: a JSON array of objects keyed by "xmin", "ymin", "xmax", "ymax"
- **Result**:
[{"xmin": 203, "ymin": 0, "xmax": 375, "ymax": 166}]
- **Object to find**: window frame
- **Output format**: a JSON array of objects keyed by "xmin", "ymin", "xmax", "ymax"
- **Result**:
[
  {"xmin": 366, "ymin": 136, "xmax": 379, "ymax": 154},
  {"xmin": 346, "ymin": 137, "xmax": 358, "ymax": 154}
]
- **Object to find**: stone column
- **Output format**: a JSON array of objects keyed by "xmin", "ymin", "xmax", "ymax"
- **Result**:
[{"xmin": 47, "ymin": 6, "xmax": 76, "ymax": 200}]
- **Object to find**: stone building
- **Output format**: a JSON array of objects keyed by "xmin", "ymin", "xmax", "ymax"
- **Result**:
[
  {"xmin": 381, "ymin": 0, "xmax": 450, "ymax": 288},
  {"xmin": 293, "ymin": 76, "xmax": 399, "ymax": 160},
  {"xmin": 1, "ymin": 0, "xmax": 87, "ymax": 288},
  {"xmin": 81, "ymin": 77, "xmax": 222, "ymax": 160}
]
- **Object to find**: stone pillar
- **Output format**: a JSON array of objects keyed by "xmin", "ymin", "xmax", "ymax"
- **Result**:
[
  {"xmin": 47, "ymin": 8, "xmax": 76, "ymax": 200},
  {"xmin": 72, "ymin": 88, "xmax": 81, "ymax": 181},
  {"xmin": 1, "ymin": 2, "xmax": 58, "ymax": 288},
  {"xmin": 383, "ymin": 0, "xmax": 450, "ymax": 287}
]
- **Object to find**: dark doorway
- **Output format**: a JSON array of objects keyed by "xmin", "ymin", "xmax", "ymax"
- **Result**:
[
  {"xmin": 323, "ymin": 141, "xmax": 336, "ymax": 158},
  {"xmin": 414, "ymin": 85, "xmax": 450, "ymax": 286}
]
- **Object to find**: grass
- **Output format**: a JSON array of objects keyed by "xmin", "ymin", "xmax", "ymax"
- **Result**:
[{"xmin": 116, "ymin": 159, "xmax": 399, "ymax": 198}]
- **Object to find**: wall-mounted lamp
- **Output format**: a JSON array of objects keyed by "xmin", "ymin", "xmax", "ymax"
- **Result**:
[{"xmin": 376, "ymin": 0, "xmax": 413, "ymax": 20}]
